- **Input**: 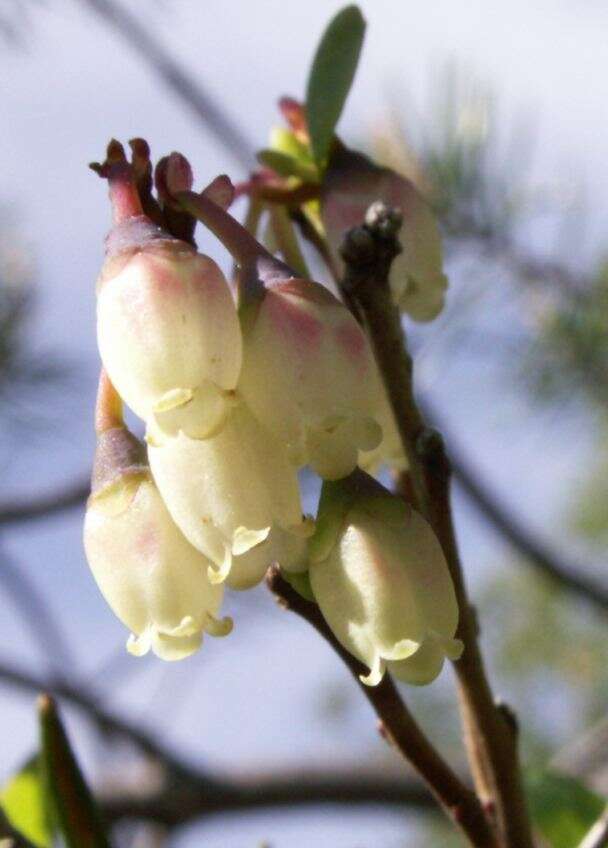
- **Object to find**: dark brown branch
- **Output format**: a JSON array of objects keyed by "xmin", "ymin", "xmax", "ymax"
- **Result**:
[
  {"xmin": 79, "ymin": 0, "xmax": 253, "ymax": 169},
  {"xmin": 101, "ymin": 767, "xmax": 435, "ymax": 827},
  {"xmin": 339, "ymin": 206, "xmax": 534, "ymax": 848},
  {"xmin": 266, "ymin": 567, "xmax": 496, "ymax": 847},
  {"xmin": 0, "ymin": 658, "xmax": 438, "ymax": 829}
]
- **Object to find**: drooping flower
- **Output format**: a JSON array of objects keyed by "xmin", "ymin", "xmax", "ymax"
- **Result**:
[
  {"xmin": 83, "ymin": 374, "xmax": 232, "ymax": 661},
  {"xmin": 309, "ymin": 472, "xmax": 462, "ymax": 686},
  {"xmin": 148, "ymin": 402, "xmax": 310, "ymax": 589},
  {"xmin": 321, "ymin": 145, "xmax": 448, "ymax": 322},
  {"xmin": 239, "ymin": 279, "xmax": 383, "ymax": 479},
  {"xmin": 93, "ymin": 142, "xmax": 242, "ymax": 443},
  {"xmin": 173, "ymin": 189, "xmax": 383, "ymax": 480}
]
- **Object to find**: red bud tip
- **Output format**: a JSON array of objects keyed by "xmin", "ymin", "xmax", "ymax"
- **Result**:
[
  {"xmin": 278, "ymin": 96, "xmax": 308, "ymax": 141},
  {"xmin": 155, "ymin": 152, "xmax": 194, "ymax": 204},
  {"xmin": 90, "ymin": 139, "xmax": 144, "ymax": 225},
  {"xmin": 201, "ymin": 174, "xmax": 235, "ymax": 211}
]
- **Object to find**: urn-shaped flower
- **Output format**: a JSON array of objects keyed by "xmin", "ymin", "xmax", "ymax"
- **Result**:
[
  {"xmin": 148, "ymin": 402, "xmax": 309, "ymax": 589},
  {"xmin": 309, "ymin": 473, "xmax": 463, "ymax": 686},
  {"xmin": 238, "ymin": 279, "xmax": 383, "ymax": 480},
  {"xmin": 84, "ymin": 426, "xmax": 231, "ymax": 660},
  {"xmin": 97, "ymin": 231, "xmax": 242, "ymax": 442},
  {"xmin": 321, "ymin": 146, "xmax": 448, "ymax": 322}
]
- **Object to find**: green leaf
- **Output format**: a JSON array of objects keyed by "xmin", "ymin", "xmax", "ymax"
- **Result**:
[
  {"xmin": 38, "ymin": 695, "xmax": 111, "ymax": 848},
  {"xmin": 525, "ymin": 767, "xmax": 606, "ymax": 848},
  {"xmin": 256, "ymin": 150, "xmax": 319, "ymax": 183},
  {"xmin": 305, "ymin": 5, "xmax": 366, "ymax": 168},
  {"xmin": 269, "ymin": 127, "xmax": 311, "ymax": 162},
  {"xmin": 0, "ymin": 757, "xmax": 52, "ymax": 848}
]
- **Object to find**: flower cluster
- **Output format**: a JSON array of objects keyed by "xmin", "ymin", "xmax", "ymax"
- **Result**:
[{"xmin": 83, "ymin": 140, "xmax": 461, "ymax": 685}]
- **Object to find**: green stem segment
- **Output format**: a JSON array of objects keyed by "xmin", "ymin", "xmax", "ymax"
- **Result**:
[{"xmin": 338, "ymin": 211, "xmax": 534, "ymax": 848}]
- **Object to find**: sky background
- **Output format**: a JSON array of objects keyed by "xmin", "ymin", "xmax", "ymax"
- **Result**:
[{"xmin": 1, "ymin": 1, "xmax": 608, "ymax": 845}]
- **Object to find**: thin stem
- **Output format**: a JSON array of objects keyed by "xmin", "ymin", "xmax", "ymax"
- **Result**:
[
  {"xmin": 266, "ymin": 567, "xmax": 497, "ymax": 848},
  {"xmin": 0, "ymin": 656, "xmax": 449, "ymax": 831},
  {"xmin": 267, "ymin": 205, "xmax": 310, "ymax": 278},
  {"xmin": 339, "ymin": 208, "xmax": 534, "ymax": 848},
  {"xmin": 177, "ymin": 190, "xmax": 276, "ymax": 269}
]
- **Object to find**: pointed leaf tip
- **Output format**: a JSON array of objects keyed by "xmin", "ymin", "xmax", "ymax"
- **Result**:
[
  {"xmin": 305, "ymin": 5, "xmax": 366, "ymax": 168},
  {"xmin": 39, "ymin": 695, "xmax": 111, "ymax": 848}
]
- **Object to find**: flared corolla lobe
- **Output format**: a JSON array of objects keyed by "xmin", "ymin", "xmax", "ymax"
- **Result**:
[
  {"xmin": 321, "ymin": 147, "xmax": 448, "ymax": 322},
  {"xmin": 309, "ymin": 473, "xmax": 462, "ymax": 686},
  {"xmin": 239, "ymin": 279, "xmax": 383, "ymax": 480},
  {"xmin": 84, "ymin": 427, "xmax": 231, "ymax": 661},
  {"xmin": 148, "ymin": 403, "xmax": 310, "ymax": 590}
]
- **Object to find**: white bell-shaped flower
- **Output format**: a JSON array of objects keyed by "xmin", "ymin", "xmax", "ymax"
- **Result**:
[
  {"xmin": 322, "ymin": 147, "xmax": 448, "ymax": 322},
  {"xmin": 309, "ymin": 473, "xmax": 462, "ymax": 686},
  {"xmin": 148, "ymin": 402, "xmax": 309, "ymax": 589},
  {"xmin": 97, "ymin": 237, "xmax": 242, "ymax": 442},
  {"xmin": 83, "ymin": 429, "xmax": 231, "ymax": 661},
  {"xmin": 238, "ymin": 279, "xmax": 383, "ymax": 480}
]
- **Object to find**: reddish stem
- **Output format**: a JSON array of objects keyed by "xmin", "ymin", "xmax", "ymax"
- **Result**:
[
  {"xmin": 177, "ymin": 189, "xmax": 289, "ymax": 274},
  {"xmin": 95, "ymin": 369, "xmax": 123, "ymax": 435}
]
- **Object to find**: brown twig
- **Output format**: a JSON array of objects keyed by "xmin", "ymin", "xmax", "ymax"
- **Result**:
[
  {"xmin": 339, "ymin": 205, "xmax": 534, "ymax": 848},
  {"xmin": 266, "ymin": 567, "xmax": 496, "ymax": 847},
  {"xmin": 101, "ymin": 767, "xmax": 435, "ymax": 826},
  {"xmin": 0, "ymin": 657, "xmax": 441, "ymax": 828}
]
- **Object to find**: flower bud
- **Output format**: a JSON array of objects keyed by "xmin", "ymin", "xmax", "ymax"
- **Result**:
[
  {"xmin": 84, "ymin": 426, "xmax": 231, "ymax": 660},
  {"xmin": 321, "ymin": 147, "xmax": 448, "ymax": 322},
  {"xmin": 309, "ymin": 473, "xmax": 462, "ymax": 686},
  {"xmin": 148, "ymin": 403, "xmax": 310, "ymax": 589},
  {"xmin": 239, "ymin": 279, "xmax": 383, "ymax": 480}
]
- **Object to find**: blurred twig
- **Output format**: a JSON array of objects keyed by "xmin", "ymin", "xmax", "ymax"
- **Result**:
[
  {"xmin": 78, "ymin": 0, "xmax": 253, "ymax": 169},
  {"xmin": 0, "ymin": 479, "xmax": 89, "ymax": 526},
  {"xmin": 0, "ymin": 657, "xmax": 438, "ymax": 827},
  {"xmin": 101, "ymin": 767, "xmax": 434, "ymax": 827}
]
